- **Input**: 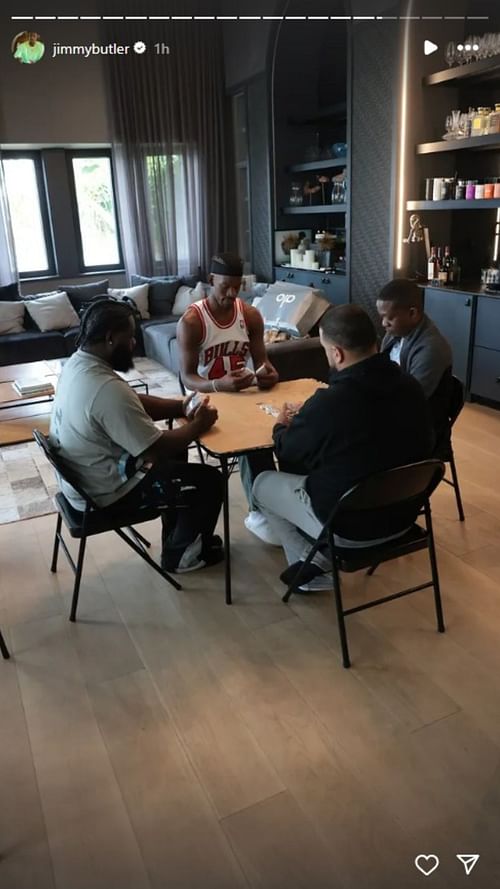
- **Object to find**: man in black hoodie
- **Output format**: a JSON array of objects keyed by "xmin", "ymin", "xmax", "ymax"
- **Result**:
[{"xmin": 252, "ymin": 304, "xmax": 434, "ymax": 591}]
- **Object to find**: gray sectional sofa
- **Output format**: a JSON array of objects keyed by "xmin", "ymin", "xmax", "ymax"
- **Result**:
[
  {"xmin": 0, "ymin": 275, "xmax": 330, "ymax": 384},
  {"xmin": 0, "ymin": 275, "xmax": 195, "ymax": 367}
]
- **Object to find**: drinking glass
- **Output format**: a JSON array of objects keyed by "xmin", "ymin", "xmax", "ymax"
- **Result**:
[
  {"xmin": 459, "ymin": 112, "xmax": 469, "ymax": 138},
  {"xmin": 445, "ymin": 41, "xmax": 456, "ymax": 67},
  {"xmin": 463, "ymin": 37, "xmax": 473, "ymax": 64},
  {"xmin": 481, "ymin": 33, "xmax": 493, "ymax": 57},
  {"xmin": 451, "ymin": 109, "xmax": 461, "ymax": 136},
  {"xmin": 476, "ymin": 35, "xmax": 485, "ymax": 59}
]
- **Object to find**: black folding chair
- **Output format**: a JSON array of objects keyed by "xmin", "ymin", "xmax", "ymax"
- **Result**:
[
  {"xmin": 283, "ymin": 460, "xmax": 446, "ymax": 668},
  {"xmin": 433, "ymin": 374, "xmax": 465, "ymax": 522},
  {"xmin": 0, "ymin": 629, "xmax": 9, "ymax": 659},
  {"xmin": 33, "ymin": 430, "xmax": 181, "ymax": 623}
]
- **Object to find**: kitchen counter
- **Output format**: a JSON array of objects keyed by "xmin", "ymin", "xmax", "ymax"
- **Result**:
[{"xmin": 420, "ymin": 281, "xmax": 500, "ymax": 297}]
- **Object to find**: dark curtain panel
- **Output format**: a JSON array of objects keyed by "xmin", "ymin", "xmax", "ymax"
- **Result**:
[{"xmin": 103, "ymin": 14, "xmax": 232, "ymax": 278}]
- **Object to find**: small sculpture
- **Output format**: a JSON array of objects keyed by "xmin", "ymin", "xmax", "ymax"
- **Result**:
[{"xmin": 404, "ymin": 213, "xmax": 424, "ymax": 244}]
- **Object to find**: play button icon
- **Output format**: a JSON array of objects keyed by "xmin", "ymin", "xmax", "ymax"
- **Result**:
[{"xmin": 424, "ymin": 40, "xmax": 438, "ymax": 56}]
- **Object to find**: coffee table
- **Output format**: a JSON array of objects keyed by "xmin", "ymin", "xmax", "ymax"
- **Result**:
[
  {"xmin": 0, "ymin": 361, "xmax": 57, "ymax": 445},
  {"xmin": 0, "ymin": 360, "xmax": 149, "ymax": 446}
]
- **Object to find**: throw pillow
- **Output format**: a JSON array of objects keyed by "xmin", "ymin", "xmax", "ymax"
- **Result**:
[
  {"xmin": 239, "ymin": 274, "xmax": 257, "ymax": 293},
  {"xmin": 130, "ymin": 274, "xmax": 181, "ymax": 316},
  {"xmin": 239, "ymin": 283, "xmax": 268, "ymax": 305},
  {"xmin": 0, "ymin": 301, "xmax": 25, "ymax": 334},
  {"xmin": 172, "ymin": 281, "xmax": 206, "ymax": 316},
  {"xmin": 0, "ymin": 281, "xmax": 20, "ymax": 302},
  {"xmin": 24, "ymin": 292, "xmax": 80, "ymax": 332},
  {"xmin": 108, "ymin": 284, "xmax": 150, "ymax": 319},
  {"xmin": 181, "ymin": 274, "xmax": 201, "ymax": 289},
  {"xmin": 62, "ymin": 279, "xmax": 109, "ymax": 313}
]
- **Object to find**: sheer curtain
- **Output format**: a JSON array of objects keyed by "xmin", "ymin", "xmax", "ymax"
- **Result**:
[
  {"xmin": 105, "ymin": 15, "xmax": 232, "ymax": 279},
  {"xmin": 0, "ymin": 153, "xmax": 18, "ymax": 286}
]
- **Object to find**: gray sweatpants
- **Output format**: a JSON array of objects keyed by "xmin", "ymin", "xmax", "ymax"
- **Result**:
[
  {"xmin": 253, "ymin": 470, "xmax": 409, "ymax": 569},
  {"xmin": 252, "ymin": 472, "xmax": 330, "ymax": 570}
]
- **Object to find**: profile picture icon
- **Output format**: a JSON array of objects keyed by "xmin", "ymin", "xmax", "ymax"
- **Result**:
[{"xmin": 11, "ymin": 31, "xmax": 45, "ymax": 64}]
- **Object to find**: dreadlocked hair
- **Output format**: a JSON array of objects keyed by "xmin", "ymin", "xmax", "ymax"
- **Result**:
[{"xmin": 76, "ymin": 298, "xmax": 135, "ymax": 348}]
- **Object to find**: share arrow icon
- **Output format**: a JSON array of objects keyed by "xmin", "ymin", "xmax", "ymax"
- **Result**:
[{"xmin": 456, "ymin": 854, "xmax": 480, "ymax": 875}]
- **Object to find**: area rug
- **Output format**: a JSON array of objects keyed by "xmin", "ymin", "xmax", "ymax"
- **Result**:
[{"xmin": 0, "ymin": 359, "xmax": 180, "ymax": 525}]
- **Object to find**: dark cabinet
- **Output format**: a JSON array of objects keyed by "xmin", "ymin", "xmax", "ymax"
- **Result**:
[
  {"xmin": 473, "ymin": 295, "xmax": 500, "ymax": 351},
  {"xmin": 274, "ymin": 267, "xmax": 347, "ymax": 306},
  {"xmin": 470, "ymin": 296, "xmax": 500, "ymax": 402},
  {"xmin": 423, "ymin": 287, "xmax": 474, "ymax": 386},
  {"xmin": 470, "ymin": 346, "xmax": 500, "ymax": 402}
]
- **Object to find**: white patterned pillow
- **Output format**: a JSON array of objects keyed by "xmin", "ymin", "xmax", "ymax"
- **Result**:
[
  {"xmin": 108, "ymin": 284, "xmax": 150, "ymax": 319},
  {"xmin": 24, "ymin": 292, "xmax": 80, "ymax": 332},
  {"xmin": 172, "ymin": 281, "xmax": 206, "ymax": 316}
]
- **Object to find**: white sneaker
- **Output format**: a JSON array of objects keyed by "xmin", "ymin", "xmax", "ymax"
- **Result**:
[
  {"xmin": 244, "ymin": 510, "xmax": 280, "ymax": 546},
  {"xmin": 299, "ymin": 573, "xmax": 333, "ymax": 592}
]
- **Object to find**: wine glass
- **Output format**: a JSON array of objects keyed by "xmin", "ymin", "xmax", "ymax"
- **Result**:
[
  {"xmin": 470, "ymin": 36, "xmax": 481, "ymax": 62},
  {"xmin": 445, "ymin": 41, "xmax": 456, "ymax": 67},
  {"xmin": 477, "ymin": 34, "xmax": 487, "ymax": 59},
  {"xmin": 451, "ymin": 109, "xmax": 461, "ymax": 136},
  {"xmin": 463, "ymin": 37, "xmax": 473, "ymax": 64},
  {"xmin": 459, "ymin": 112, "xmax": 469, "ymax": 138}
]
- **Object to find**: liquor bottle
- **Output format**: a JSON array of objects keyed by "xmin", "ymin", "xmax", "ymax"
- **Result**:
[
  {"xmin": 443, "ymin": 246, "xmax": 452, "ymax": 284},
  {"xmin": 435, "ymin": 247, "xmax": 447, "ymax": 285},
  {"xmin": 427, "ymin": 246, "xmax": 438, "ymax": 284}
]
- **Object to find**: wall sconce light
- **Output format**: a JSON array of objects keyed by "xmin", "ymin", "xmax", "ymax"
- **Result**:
[{"xmin": 395, "ymin": 1, "xmax": 413, "ymax": 271}]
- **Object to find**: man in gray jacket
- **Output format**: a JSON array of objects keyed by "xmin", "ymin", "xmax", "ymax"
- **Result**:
[{"xmin": 377, "ymin": 278, "xmax": 452, "ymax": 440}]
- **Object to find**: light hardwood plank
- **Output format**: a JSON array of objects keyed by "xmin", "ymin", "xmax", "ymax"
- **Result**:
[
  {"xmin": 10, "ymin": 616, "xmax": 151, "ymax": 889},
  {"xmin": 221, "ymin": 791, "xmax": 343, "ymax": 889},
  {"xmin": 0, "ymin": 656, "xmax": 55, "ymax": 889},
  {"xmin": 150, "ymin": 631, "xmax": 285, "ymax": 819},
  {"xmin": 89, "ymin": 669, "xmax": 247, "ymax": 889},
  {"xmin": 204, "ymin": 634, "xmax": 429, "ymax": 889}
]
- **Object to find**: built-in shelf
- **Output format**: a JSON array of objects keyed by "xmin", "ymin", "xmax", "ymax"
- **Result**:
[
  {"xmin": 407, "ymin": 199, "xmax": 500, "ymax": 210},
  {"xmin": 424, "ymin": 56, "xmax": 500, "ymax": 87},
  {"xmin": 288, "ymin": 101, "xmax": 347, "ymax": 126},
  {"xmin": 417, "ymin": 134, "xmax": 500, "ymax": 155},
  {"xmin": 282, "ymin": 204, "xmax": 347, "ymax": 215},
  {"xmin": 288, "ymin": 158, "xmax": 347, "ymax": 173}
]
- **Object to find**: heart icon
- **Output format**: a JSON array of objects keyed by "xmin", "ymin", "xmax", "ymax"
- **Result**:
[{"xmin": 415, "ymin": 855, "xmax": 440, "ymax": 876}]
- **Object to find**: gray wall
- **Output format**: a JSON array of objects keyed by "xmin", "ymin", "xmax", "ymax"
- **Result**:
[
  {"xmin": 349, "ymin": 19, "xmax": 399, "ymax": 319},
  {"xmin": 222, "ymin": 8, "xmax": 279, "ymax": 281},
  {"xmin": 0, "ymin": 14, "xmax": 110, "ymax": 145},
  {"xmin": 224, "ymin": 22, "xmax": 275, "ymax": 91}
]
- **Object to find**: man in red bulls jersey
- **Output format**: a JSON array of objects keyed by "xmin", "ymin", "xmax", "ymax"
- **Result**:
[{"xmin": 177, "ymin": 252, "xmax": 280, "ymax": 544}]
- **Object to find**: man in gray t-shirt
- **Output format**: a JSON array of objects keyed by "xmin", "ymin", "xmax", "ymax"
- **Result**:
[{"xmin": 50, "ymin": 299, "xmax": 223, "ymax": 574}]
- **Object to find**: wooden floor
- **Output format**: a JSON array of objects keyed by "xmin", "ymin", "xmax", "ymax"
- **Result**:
[{"xmin": 2, "ymin": 402, "xmax": 500, "ymax": 889}]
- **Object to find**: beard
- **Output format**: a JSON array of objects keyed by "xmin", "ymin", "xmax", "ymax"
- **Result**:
[{"xmin": 111, "ymin": 345, "xmax": 134, "ymax": 372}]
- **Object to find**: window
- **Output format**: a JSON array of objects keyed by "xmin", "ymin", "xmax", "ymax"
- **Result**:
[
  {"xmin": 145, "ymin": 152, "xmax": 191, "ymax": 275},
  {"xmin": 1, "ymin": 154, "xmax": 55, "ymax": 278},
  {"xmin": 1, "ymin": 147, "xmax": 124, "ymax": 280},
  {"xmin": 70, "ymin": 153, "xmax": 122, "ymax": 271}
]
